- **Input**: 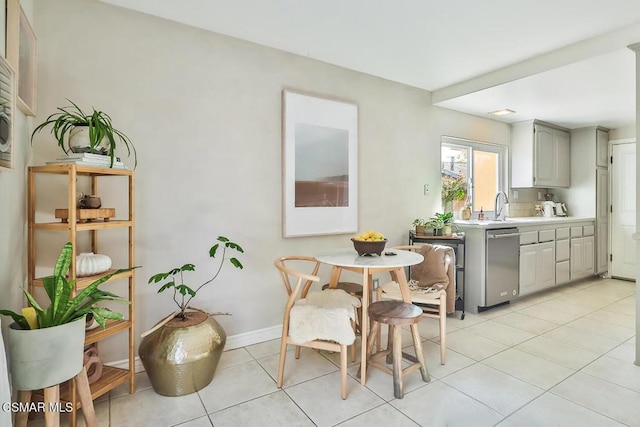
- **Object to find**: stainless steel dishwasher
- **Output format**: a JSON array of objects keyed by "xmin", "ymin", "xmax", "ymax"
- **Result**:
[{"xmin": 485, "ymin": 228, "xmax": 520, "ymax": 307}]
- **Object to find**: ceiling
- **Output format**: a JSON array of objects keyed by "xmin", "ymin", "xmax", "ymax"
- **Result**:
[{"xmin": 100, "ymin": 0, "xmax": 640, "ymax": 130}]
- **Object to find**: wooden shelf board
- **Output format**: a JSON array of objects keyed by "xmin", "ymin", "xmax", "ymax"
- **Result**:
[
  {"xmin": 85, "ymin": 319, "xmax": 132, "ymax": 345},
  {"xmin": 33, "ymin": 269, "xmax": 133, "ymax": 290},
  {"xmin": 29, "ymin": 164, "xmax": 132, "ymax": 176},
  {"xmin": 33, "ymin": 220, "xmax": 132, "ymax": 231}
]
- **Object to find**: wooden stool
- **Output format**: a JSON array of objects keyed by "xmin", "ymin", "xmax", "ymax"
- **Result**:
[
  {"xmin": 322, "ymin": 281, "xmax": 363, "ymax": 297},
  {"xmin": 14, "ymin": 366, "xmax": 97, "ymax": 427},
  {"xmin": 366, "ymin": 300, "xmax": 430, "ymax": 399}
]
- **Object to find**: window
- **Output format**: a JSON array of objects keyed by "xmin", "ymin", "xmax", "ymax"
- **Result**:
[{"xmin": 441, "ymin": 136, "xmax": 506, "ymax": 216}]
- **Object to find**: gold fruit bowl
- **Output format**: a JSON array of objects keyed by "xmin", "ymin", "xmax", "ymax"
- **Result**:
[{"xmin": 351, "ymin": 238, "xmax": 387, "ymax": 256}]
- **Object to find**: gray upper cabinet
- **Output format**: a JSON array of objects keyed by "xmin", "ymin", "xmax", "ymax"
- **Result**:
[
  {"xmin": 596, "ymin": 128, "xmax": 609, "ymax": 167},
  {"xmin": 511, "ymin": 120, "xmax": 571, "ymax": 188}
]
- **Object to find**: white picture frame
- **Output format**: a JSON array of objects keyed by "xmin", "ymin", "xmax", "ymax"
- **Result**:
[{"xmin": 282, "ymin": 89, "xmax": 358, "ymax": 237}]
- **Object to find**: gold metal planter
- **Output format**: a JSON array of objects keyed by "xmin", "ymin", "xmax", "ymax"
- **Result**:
[{"xmin": 139, "ymin": 311, "xmax": 226, "ymax": 396}]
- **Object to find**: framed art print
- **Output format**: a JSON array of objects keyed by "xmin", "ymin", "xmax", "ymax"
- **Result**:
[{"xmin": 282, "ymin": 89, "xmax": 358, "ymax": 237}]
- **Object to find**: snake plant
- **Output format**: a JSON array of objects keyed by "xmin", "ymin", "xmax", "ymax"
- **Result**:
[
  {"xmin": 0, "ymin": 242, "xmax": 133, "ymax": 330},
  {"xmin": 30, "ymin": 99, "xmax": 137, "ymax": 168}
]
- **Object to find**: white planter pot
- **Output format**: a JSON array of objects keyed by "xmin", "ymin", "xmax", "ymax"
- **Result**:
[
  {"xmin": 7, "ymin": 316, "xmax": 86, "ymax": 390},
  {"xmin": 69, "ymin": 125, "xmax": 108, "ymax": 154}
]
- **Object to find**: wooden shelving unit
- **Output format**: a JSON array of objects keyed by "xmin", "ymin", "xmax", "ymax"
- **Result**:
[{"xmin": 27, "ymin": 164, "xmax": 135, "ymax": 427}]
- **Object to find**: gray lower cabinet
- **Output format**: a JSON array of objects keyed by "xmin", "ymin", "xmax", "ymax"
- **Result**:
[
  {"xmin": 519, "ymin": 241, "xmax": 555, "ymax": 296},
  {"xmin": 556, "ymin": 237, "xmax": 570, "ymax": 284}
]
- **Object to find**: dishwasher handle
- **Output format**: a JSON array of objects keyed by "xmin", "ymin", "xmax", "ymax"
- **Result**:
[{"xmin": 488, "ymin": 232, "xmax": 521, "ymax": 239}]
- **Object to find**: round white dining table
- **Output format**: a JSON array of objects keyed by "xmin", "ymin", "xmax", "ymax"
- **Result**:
[{"xmin": 315, "ymin": 249, "xmax": 424, "ymax": 385}]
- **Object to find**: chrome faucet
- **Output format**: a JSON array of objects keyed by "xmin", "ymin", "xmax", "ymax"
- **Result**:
[{"xmin": 494, "ymin": 191, "xmax": 509, "ymax": 221}]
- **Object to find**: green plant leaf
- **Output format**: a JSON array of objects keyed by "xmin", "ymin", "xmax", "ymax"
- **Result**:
[
  {"xmin": 229, "ymin": 258, "xmax": 243, "ymax": 269},
  {"xmin": 226, "ymin": 242, "xmax": 244, "ymax": 252},
  {"xmin": 148, "ymin": 272, "xmax": 170, "ymax": 283},
  {"xmin": 209, "ymin": 244, "xmax": 219, "ymax": 258},
  {"xmin": 0, "ymin": 310, "xmax": 30, "ymax": 329},
  {"xmin": 158, "ymin": 282, "xmax": 175, "ymax": 293},
  {"xmin": 175, "ymin": 285, "xmax": 196, "ymax": 297}
]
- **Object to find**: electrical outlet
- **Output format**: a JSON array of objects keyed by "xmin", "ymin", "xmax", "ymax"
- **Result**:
[
  {"xmin": 513, "ymin": 190, "xmax": 519, "ymax": 200},
  {"xmin": 423, "ymin": 184, "xmax": 430, "ymax": 196},
  {"xmin": 373, "ymin": 278, "xmax": 379, "ymax": 288}
]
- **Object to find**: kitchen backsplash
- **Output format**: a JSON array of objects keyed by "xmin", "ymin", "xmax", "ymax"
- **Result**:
[{"xmin": 505, "ymin": 202, "xmax": 536, "ymax": 217}]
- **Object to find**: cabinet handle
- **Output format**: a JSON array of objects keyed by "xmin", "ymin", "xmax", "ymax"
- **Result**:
[{"xmin": 488, "ymin": 233, "xmax": 521, "ymax": 239}]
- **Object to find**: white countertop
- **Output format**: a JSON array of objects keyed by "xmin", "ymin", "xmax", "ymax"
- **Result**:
[{"xmin": 455, "ymin": 216, "xmax": 595, "ymax": 229}]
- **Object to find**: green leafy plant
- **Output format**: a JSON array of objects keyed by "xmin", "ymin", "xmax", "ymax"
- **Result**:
[
  {"xmin": 30, "ymin": 99, "xmax": 137, "ymax": 168},
  {"xmin": 412, "ymin": 218, "xmax": 428, "ymax": 227},
  {"xmin": 442, "ymin": 176, "xmax": 467, "ymax": 202},
  {"xmin": 148, "ymin": 236, "xmax": 244, "ymax": 319},
  {"xmin": 433, "ymin": 212, "xmax": 454, "ymax": 225},
  {"xmin": 0, "ymin": 242, "xmax": 132, "ymax": 330}
]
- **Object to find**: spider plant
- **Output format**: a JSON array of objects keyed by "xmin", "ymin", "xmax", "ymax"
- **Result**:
[
  {"xmin": 0, "ymin": 242, "xmax": 133, "ymax": 329},
  {"xmin": 31, "ymin": 99, "xmax": 137, "ymax": 168}
]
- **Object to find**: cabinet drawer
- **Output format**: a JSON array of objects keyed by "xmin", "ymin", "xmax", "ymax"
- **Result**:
[
  {"xmin": 520, "ymin": 231, "xmax": 538, "ymax": 245},
  {"xmin": 556, "ymin": 239, "xmax": 570, "ymax": 261},
  {"xmin": 539, "ymin": 229, "xmax": 555, "ymax": 242},
  {"xmin": 556, "ymin": 227, "xmax": 570, "ymax": 239},
  {"xmin": 583, "ymin": 225, "xmax": 595, "ymax": 236},
  {"xmin": 570, "ymin": 226, "xmax": 583, "ymax": 237}
]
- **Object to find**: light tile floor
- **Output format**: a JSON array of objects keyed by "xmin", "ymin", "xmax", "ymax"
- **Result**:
[{"xmin": 27, "ymin": 277, "xmax": 638, "ymax": 426}]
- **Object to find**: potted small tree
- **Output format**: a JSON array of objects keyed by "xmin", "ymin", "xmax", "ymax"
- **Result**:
[
  {"xmin": 441, "ymin": 176, "xmax": 467, "ymax": 213},
  {"xmin": 140, "ymin": 236, "xmax": 244, "ymax": 397},
  {"xmin": 0, "ymin": 242, "xmax": 131, "ymax": 391},
  {"xmin": 30, "ymin": 99, "xmax": 137, "ymax": 168}
]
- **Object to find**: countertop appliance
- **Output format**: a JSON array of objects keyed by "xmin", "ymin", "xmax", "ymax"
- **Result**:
[
  {"xmin": 542, "ymin": 201, "xmax": 555, "ymax": 217},
  {"xmin": 555, "ymin": 202, "xmax": 567, "ymax": 216},
  {"xmin": 485, "ymin": 228, "xmax": 520, "ymax": 307}
]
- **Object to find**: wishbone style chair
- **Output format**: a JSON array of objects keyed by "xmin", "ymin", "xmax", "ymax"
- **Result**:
[
  {"xmin": 377, "ymin": 245, "xmax": 451, "ymax": 365},
  {"xmin": 274, "ymin": 256, "xmax": 361, "ymax": 399}
]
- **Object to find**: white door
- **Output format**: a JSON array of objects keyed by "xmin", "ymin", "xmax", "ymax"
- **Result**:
[{"xmin": 611, "ymin": 143, "xmax": 636, "ymax": 279}]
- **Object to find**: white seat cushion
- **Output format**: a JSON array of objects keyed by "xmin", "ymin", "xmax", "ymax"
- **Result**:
[{"xmin": 289, "ymin": 289, "xmax": 361, "ymax": 345}]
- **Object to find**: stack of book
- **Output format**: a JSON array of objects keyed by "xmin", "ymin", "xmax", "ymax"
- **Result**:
[{"xmin": 46, "ymin": 153, "xmax": 127, "ymax": 169}]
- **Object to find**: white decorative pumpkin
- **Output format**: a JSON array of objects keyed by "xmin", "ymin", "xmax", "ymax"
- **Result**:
[{"xmin": 76, "ymin": 252, "xmax": 112, "ymax": 277}]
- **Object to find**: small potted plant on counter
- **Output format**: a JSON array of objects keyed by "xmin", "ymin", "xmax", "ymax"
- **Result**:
[{"xmin": 412, "ymin": 218, "xmax": 428, "ymax": 235}]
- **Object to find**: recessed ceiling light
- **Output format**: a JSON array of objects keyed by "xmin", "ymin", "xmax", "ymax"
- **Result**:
[{"xmin": 489, "ymin": 109, "xmax": 516, "ymax": 116}]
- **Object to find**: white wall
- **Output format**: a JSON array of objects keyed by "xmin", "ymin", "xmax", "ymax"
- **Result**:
[
  {"xmin": 0, "ymin": 0, "xmax": 33, "ymax": 350},
  {"xmin": 32, "ymin": 0, "xmax": 509, "ymax": 362}
]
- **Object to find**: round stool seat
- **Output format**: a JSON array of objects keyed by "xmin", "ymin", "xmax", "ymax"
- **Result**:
[
  {"xmin": 322, "ymin": 282, "xmax": 363, "ymax": 296},
  {"xmin": 368, "ymin": 301, "xmax": 422, "ymax": 326}
]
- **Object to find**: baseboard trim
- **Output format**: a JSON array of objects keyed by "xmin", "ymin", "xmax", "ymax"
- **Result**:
[
  {"xmin": 106, "ymin": 325, "xmax": 283, "ymax": 372},
  {"xmin": 225, "ymin": 324, "xmax": 282, "ymax": 350}
]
